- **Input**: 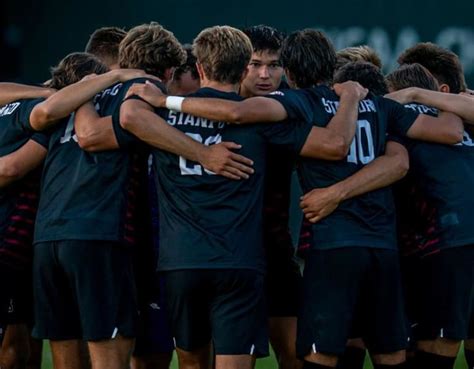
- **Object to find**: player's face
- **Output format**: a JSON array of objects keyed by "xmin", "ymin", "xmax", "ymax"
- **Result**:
[
  {"xmin": 240, "ymin": 50, "xmax": 284, "ymax": 97},
  {"xmin": 168, "ymin": 71, "xmax": 201, "ymax": 95}
]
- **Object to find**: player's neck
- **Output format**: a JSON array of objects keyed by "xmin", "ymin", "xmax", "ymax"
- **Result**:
[{"xmin": 200, "ymin": 80, "xmax": 239, "ymax": 93}]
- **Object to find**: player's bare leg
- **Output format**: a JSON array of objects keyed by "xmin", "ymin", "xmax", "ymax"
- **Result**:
[
  {"xmin": 215, "ymin": 354, "xmax": 254, "ymax": 369},
  {"xmin": 304, "ymin": 352, "xmax": 338, "ymax": 368},
  {"xmin": 0, "ymin": 324, "xmax": 30, "ymax": 369},
  {"xmin": 131, "ymin": 352, "xmax": 173, "ymax": 369},
  {"xmin": 88, "ymin": 335, "xmax": 133, "ymax": 369},
  {"xmin": 269, "ymin": 317, "xmax": 302, "ymax": 369},
  {"xmin": 50, "ymin": 339, "xmax": 90, "ymax": 369},
  {"xmin": 176, "ymin": 344, "xmax": 212, "ymax": 369},
  {"xmin": 371, "ymin": 350, "xmax": 406, "ymax": 366}
]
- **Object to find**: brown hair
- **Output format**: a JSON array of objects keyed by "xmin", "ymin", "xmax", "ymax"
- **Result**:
[
  {"xmin": 334, "ymin": 61, "xmax": 388, "ymax": 96},
  {"xmin": 118, "ymin": 22, "xmax": 186, "ymax": 79},
  {"xmin": 193, "ymin": 25, "xmax": 252, "ymax": 84},
  {"xmin": 336, "ymin": 45, "xmax": 383, "ymax": 70},
  {"xmin": 85, "ymin": 26, "xmax": 127, "ymax": 66},
  {"xmin": 281, "ymin": 29, "xmax": 336, "ymax": 88},
  {"xmin": 48, "ymin": 52, "xmax": 108, "ymax": 90},
  {"xmin": 386, "ymin": 63, "xmax": 439, "ymax": 92},
  {"xmin": 397, "ymin": 42, "xmax": 466, "ymax": 93}
]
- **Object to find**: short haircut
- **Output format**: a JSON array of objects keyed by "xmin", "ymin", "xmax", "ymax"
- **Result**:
[
  {"xmin": 193, "ymin": 25, "xmax": 252, "ymax": 85},
  {"xmin": 85, "ymin": 26, "xmax": 127, "ymax": 64},
  {"xmin": 397, "ymin": 42, "xmax": 466, "ymax": 93},
  {"xmin": 281, "ymin": 29, "xmax": 336, "ymax": 88},
  {"xmin": 173, "ymin": 44, "xmax": 199, "ymax": 82},
  {"xmin": 48, "ymin": 52, "xmax": 108, "ymax": 90},
  {"xmin": 333, "ymin": 61, "xmax": 388, "ymax": 96},
  {"xmin": 336, "ymin": 45, "xmax": 383, "ymax": 70},
  {"xmin": 119, "ymin": 22, "xmax": 186, "ymax": 79},
  {"xmin": 386, "ymin": 63, "xmax": 439, "ymax": 92},
  {"xmin": 242, "ymin": 25, "xmax": 285, "ymax": 54}
]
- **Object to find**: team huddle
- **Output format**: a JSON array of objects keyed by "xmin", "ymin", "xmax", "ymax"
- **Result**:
[{"xmin": 0, "ymin": 21, "xmax": 473, "ymax": 369}]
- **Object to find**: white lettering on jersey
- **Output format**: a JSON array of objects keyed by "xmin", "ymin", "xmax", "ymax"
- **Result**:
[{"xmin": 0, "ymin": 102, "xmax": 21, "ymax": 117}]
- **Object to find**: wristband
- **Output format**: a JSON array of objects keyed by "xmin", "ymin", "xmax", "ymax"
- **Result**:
[{"xmin": 166, "ymin": 96, "xmax": 185, "ymax": 112}]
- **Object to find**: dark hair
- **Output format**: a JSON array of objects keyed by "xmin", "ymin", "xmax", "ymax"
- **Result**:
[
  {"xmin": 173, "ymin": 44, "xmax": 199, "ymax": 81},
  {"xmin": 85, "ymin": 26, "xmax": 127, "ymax": 65},
  {"xmin": 48, "ymin": 52, "xmax": 108, "ymax": 90},
  {"xmin": 242, "ymin": 25, "xmax": 285, "ymax": 54},
  {"xmin": 193, "ymin": 26, "xmax": 252, "ymax": 84},
  {"xmin": 386, "ymin": 63, "xmax": 439, "ymax": 92},
  {"xmin": 281, "ymin": 29, "xmax": 336, "ymax": 88},
  {"xmin": 397, "ymin": 42, "xmax": 466, "ymax": 93},
  {"xmin": 119, "ymin": 22, "xmax": 186, "ymax": 79},
  {"xmin": 333, "ymin": 61, "xmax": 388, "ymax": 96}
]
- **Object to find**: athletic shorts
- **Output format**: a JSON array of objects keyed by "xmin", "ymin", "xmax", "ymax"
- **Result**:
[
  {"xmin": 0, "ymin": 267, "xmax": 33, "ymax": 327},
  {"xmin": 163, "ymin": 269, "xmax": 268, "ymax": 357},
  {"xmin": 404, "ymin": 245, "xmax": 474, "ymax": 341},
  {"xmin": 133, "ymin": 275, "xmax": 174, "ymax": 356},
  {"xmin": 266, "ymin": 245, "xmax": 302, "ymax": 317},
  {"xmin": 32, "ymin": 240, "xmax": 138, "ymax": 341},
  {"xmin": 297, "ymin": 247, "xmax": 407, "ymax": 357}
]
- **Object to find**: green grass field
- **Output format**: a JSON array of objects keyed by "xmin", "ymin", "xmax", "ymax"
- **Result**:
[{"xmin": 41, "ymin": 343, "xmax": 469, "ymax": 368}]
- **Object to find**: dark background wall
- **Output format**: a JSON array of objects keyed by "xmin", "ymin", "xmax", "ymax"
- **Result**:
[{"xmin": 3, "ymin": 0, "xmax": 474, "ymax": 86}]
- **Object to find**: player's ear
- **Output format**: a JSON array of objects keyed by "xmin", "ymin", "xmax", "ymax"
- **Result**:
[
  {"xmin": 163, "ymin": 68, "xmax": 175, "ymax": 83},
  {"xmin": 439, "ymin": 83, "xmax": 451, "ymax": 93},
  {"xmin": 240, "ymin": 68, "xmax": 249, "ymax": 83},
  {"xmin": 196, "ymin": 62, "xmax": 205, "ymax": 81},
  {"xmin": 285, "ymin": 68, "xmax": 297, "ymax": 89}
]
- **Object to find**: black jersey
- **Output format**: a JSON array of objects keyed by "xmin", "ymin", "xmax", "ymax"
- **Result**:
[
  {"xmin": 34, "ymin": 78, "xmax": 164, "ymax": 244},
  {"xmin": 118, "ymin": 87, "xmax": 312, "ymax": 272},
  {"xmin": 395, "ymin": 103, "xmax": 474, "ymax": 257},
  {"xmin": 268, "ymin": 86, "xmax": 419, "ymax": 250},
  {"xmin": 0, "ymin": 99, "xmax": 48, "ymax": 271}
]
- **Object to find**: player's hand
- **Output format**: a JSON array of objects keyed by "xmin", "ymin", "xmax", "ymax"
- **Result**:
[
  {"xmin": 333, "ymin": 81, "xmax": 368, "ymax": 101},
  {"xmin": 200, "ymin": 142, "xmax": 254, "ymax": 180},
  {"xmin": 113, "ymin": 69, "xmax": 157, "ymax": 83},
  {"xmin": 300, "ymin": 186, "xmax": 343, "ymax": 223},
  {"xmin": 384, "ymin": 87, "xmax": 416, "ymax": 104},
  {"xmin": 125, "ymin": 81, "xmax": 166, "ymax": 107}
]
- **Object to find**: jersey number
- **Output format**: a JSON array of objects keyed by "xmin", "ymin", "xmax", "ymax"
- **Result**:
[
  {"xmin": 179, "ymin": 133, "xmax": 222, "ymax": 175},
  {"xmin": 347, "ymin": 119, "xmax": 375, "ymax": 165},
  {"xmin": 60, "ymin": 114, "xmax": 78, "ymax": 144}
]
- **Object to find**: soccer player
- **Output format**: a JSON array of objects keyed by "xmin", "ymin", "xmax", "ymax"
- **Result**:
[
  {"xmin": 385, "ymin": 62, "xmax": 474, "ymax": 369},
  {"xmin": 131, "ymin": 28, "xmax": 464, "ymax": 369},
  {"xmin": 0, "ymin": 52, "xmax": 110, "ymax": 369},
  {"xmin": 119, "ymin": 25, "xmax": 371, "ymax": 369},
  {"xmin": 167, "ymin": 44, "xmax": 200, "ymax": 95},
  {"xmin": 241, "ymin": 24, "xmax": 302, "ymax": 369},
  {"xmin": 85, "ymin": 26, "xmax": 127, "ymax": 69}
]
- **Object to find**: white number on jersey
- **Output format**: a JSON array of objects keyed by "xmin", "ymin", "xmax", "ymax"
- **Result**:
[
  {"xmin": 60, "ymin": 113, "xmax": 78, "ymax": 144},
  {"xmin": 347, "ymin": 119, "xmax": 375, "ymax": 165},
  {"xmin": 179, "ymin": 133, "xmax": 222, "ymax": 175}
]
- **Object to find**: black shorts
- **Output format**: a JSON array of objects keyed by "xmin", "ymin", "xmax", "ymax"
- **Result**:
[
  {"xmin": 297, "ymin": 247, "xmax": 407, "ymax": 357},
  {"xmin": 266, "ymin": 246, "xmax": 302, "ymax": 317},
  {"xmin": 133, "ymin": 275, "xmax": 174, "ymax": 356},
  {"xmin": 32, "ymin": 240, "xmax": 138, "ymax": 341},
  {"xmin": 163, "ymin": 269, "xmax": 268, "ymax": 356},
  {"xmin": 404, "ymin": 245, "xmax": 474, "ymax": 341},
  {"xmin": 0, "ymin": 267, "xmax": 33, "ymax": 327}
]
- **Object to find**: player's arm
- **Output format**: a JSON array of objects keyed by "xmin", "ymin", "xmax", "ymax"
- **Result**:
[
  {"xmin": 120, "ymin": 99, "xmax": 254, "ymax": 180},
  {"xmin": 125, "ymin": 81, "xmax": 288, "ymax": 124},
  {"xmin": 386, "ymin": 87, "xmax": 474, "ymax": 124},
  {"xmin": 300, "ymin": 140, "xmax": 409, "ymax": 223},
  {"xmin": 299, "ymin": 82, "xmax": 367, "ymax": 160},
  {"xmin": 29, "ymin": 69, "xmax": 151, "ymax": 131},
  {"xmin": 74, "ymin": 102, "xmax": 119, "ymax": 152},
  {"xmin": 0, "ymin": 83, "xmax": 56, "ymax": 106},
  {"xmin": 0, "ymin": 140, "xmax": 47, "ymax": 188},
  {"xmin": 405, "ymin": 111, "xmax": 463, "ymax": 144}
]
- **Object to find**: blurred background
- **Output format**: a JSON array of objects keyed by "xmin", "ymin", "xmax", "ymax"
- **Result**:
[{"xmin": 2, "ymin": 0, "xmax": 473, "ymax": 85}]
